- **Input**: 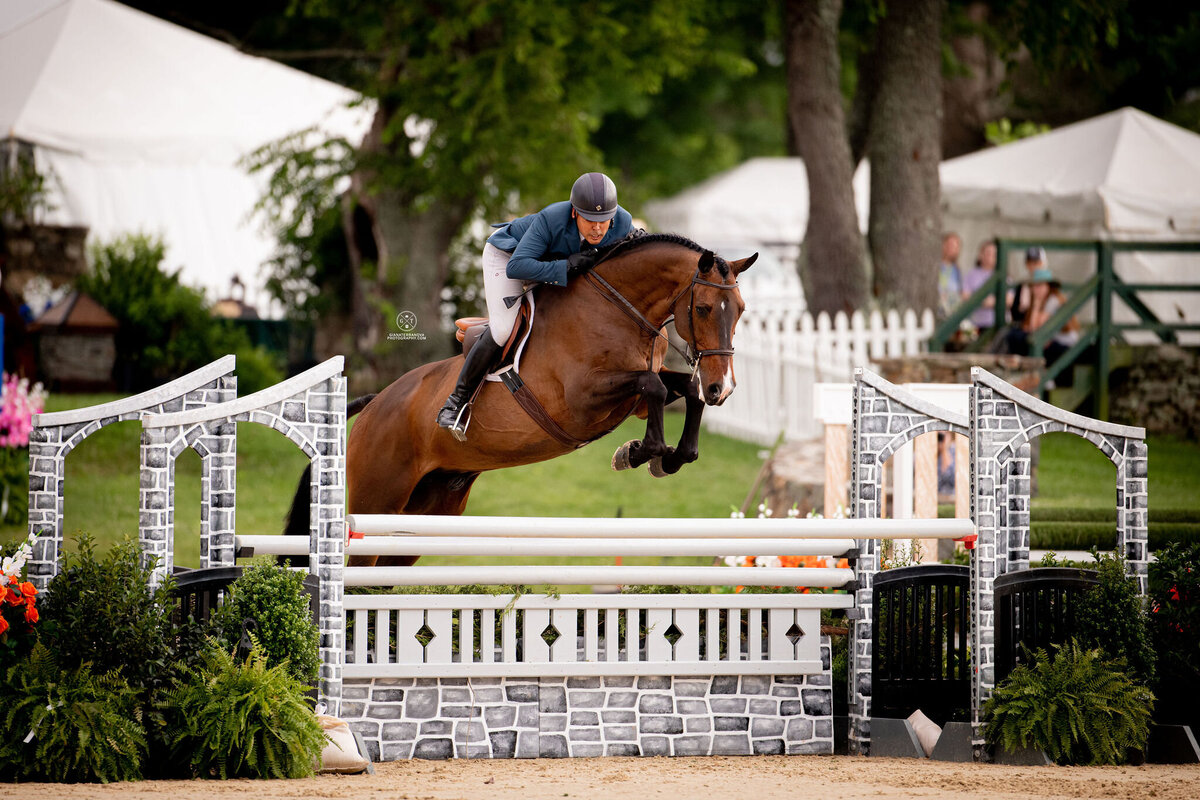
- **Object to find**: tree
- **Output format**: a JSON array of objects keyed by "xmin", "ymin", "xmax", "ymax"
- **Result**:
[
  {"xmin": 866, "ymin": 0, "xmax": 943, "ymax": 313},
  {"xmin": 784, "ymin": 0, "xmax": 869, "ymax": 315},
  {"xmin": 246, "ymin": 1, "xmax": 709, "ymax": 388}
]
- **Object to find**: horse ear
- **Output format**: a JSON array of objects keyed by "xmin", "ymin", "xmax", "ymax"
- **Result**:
[
  {"xmin": 731, "ymin": 253, "xmax": 758, "ymax": 275},
  {"xmin": 698, "ymin": 250, "xmax": 715, "ymax": 273}
]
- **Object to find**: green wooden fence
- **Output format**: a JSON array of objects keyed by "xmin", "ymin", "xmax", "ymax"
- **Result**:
[{"xmin": 930, "ymin": 239, "xmax": 1200, "ymax": 418}]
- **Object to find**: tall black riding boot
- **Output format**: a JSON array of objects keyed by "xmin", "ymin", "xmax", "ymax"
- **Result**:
[{"xmin": 436, "ymin": 335, "xmax": 504, "ymax": 439}]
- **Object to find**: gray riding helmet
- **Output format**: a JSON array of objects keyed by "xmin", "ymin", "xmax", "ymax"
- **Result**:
[{"xmin": 570, "ymin": 172, "xmax": 618, "ymax": 222}]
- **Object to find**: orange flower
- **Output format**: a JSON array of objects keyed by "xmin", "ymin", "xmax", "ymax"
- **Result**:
[
  {"xmin": 836, "ymin": 558, "xmax": 849, "ymax": 570},
  {"xmin": 23, "ymin": 604, "xmax": 38, "ymax": 624},
  {"xmin": 4, "ymin": 586, "xmax": 22, "ymax": 606},
  {"xmin": 0, "ymin": 613, "xmax": 8, "ymax": 636},
  {"xmin": 19, "ymin": 581, "xmax": 36, "ymax": 598}
]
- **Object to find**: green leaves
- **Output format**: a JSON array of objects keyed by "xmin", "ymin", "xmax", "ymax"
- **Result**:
[
  {"xmin": 76, "ymin": 233, "xmax": 284, "ymax": 394},
  {"xmin": 165, "ymin": 646, "xmax": 325, "ymax": 780},
  {"xmin": 40, "ymin": 536, "xmax": 178, "ymax": 696},
  {"xmin": 0, "ymin": 645, "xmax": 146, "ymax": 783},
  {"xmin": 211, "ymin": 559, "xmax": 320, "ymax": 685},
  {"xmin": 984, "ymin": 641, "xmax": 1154, "ymax": 765}
]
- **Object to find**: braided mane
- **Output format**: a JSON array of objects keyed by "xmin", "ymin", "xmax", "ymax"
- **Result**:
[{"xmin": 596, "ymin": 232, "xmax": 731, "ymax": 278}]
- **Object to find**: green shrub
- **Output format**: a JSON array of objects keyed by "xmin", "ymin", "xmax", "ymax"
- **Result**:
[
  {"xmin": 1149, "ymin": 541, "xmax": 1200, "ymax": 726},
  {"xmin": 1073, "ymin": 551, "xmax": 1156, "ymax": 687},
  {"xmin": 983, "ymin": 641, "xmax": 1153, "ymax": 765},
  {"xmin": 0, "ymin": 644, "xmax": 146, "ymax": 783},
  {"xmin": 39, "ymin": 536, "xmax": 179, "ymax": 695},
  {"xmin": 164, "ymin": 645, "xmax": 326, "ymax": 779},
  {"xmin": 211, "ymin": 560, "xmax": 319, "ymax": 684},
  {"xmin": 77, "ymin": 234, "xmax": 283, "ymax": 392}
]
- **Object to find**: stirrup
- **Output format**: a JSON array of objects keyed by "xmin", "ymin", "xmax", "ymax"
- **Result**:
[{"xmin": 446, "ymin": 402, "xmax": 472, "ymax": 441}]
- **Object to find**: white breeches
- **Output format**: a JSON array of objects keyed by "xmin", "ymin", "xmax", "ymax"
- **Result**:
[{"xmin": 481, "ymin": 242, "xmax": 524, "ymax": 345}]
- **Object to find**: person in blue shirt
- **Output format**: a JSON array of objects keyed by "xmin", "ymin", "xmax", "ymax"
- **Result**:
[{"xmin": 436, "ymin": 172, "xmax": 634, "ymax": 436}]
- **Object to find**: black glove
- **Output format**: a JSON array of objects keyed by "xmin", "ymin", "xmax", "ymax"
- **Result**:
[{"xmin": 567, "ymin": 251, "xmax": 596, "ymax": 278}]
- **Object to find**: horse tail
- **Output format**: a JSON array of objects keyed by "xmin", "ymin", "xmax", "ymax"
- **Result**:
[{"xmin": 280, "ymin": 393, "xmax": 377, "ymax": 567}]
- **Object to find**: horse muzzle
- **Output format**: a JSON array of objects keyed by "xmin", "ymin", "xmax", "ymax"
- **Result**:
[{"xmin": 702, "ymin": 363, "xmax": 735, "ymax": 406}]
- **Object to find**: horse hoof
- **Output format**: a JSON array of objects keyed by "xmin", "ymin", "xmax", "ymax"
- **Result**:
[
  {"xmin": 648, "ymin": 457, "xmax": 670, "ymax": 478},
  {"xmin": 611, "ymin": 440, "xmax": 637, "ymax": 471}
]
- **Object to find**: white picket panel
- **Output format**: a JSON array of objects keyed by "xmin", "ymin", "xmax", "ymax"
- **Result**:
[
  {"xmin": 343, "ymin": 594, "xmax": 846, "ymax": 678},
  {"xmin": 703, "ymin": 306, "xmax": 935, "ymax": 444}
]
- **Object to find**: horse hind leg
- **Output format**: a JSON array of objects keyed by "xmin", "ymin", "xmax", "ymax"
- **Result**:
[{"xmin": 367, "ymin": 470, "xmax": 481, "ymax": 568}]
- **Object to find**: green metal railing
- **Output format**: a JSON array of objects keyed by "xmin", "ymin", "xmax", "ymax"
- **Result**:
[{"xmin": 930, "ymin": 239, "xmax": 1200, "ymax": 419}]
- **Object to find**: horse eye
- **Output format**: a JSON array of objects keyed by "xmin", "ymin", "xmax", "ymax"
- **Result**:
[{"xmin": 695, "ymin": 306, "xmax": 712, "ymax": 318}]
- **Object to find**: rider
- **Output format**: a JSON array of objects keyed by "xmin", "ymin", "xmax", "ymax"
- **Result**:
[{"xmin": 435, "ymin": 172, "xmax": 635, "ymax": 436}]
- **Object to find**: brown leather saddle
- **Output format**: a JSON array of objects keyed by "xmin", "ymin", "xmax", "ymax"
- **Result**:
[{"xmin": 453, "ymin": 300, "xmax": 531, "ymax": 362}]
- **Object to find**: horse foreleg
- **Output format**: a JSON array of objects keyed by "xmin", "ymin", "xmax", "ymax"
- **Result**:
[
  {"xmin": 611, "ymin": 371, "xmax": 670, "ymax": 471},
  {"xmin": 649, "ymin": 371, "xmax": 704, "ymax": 477}
]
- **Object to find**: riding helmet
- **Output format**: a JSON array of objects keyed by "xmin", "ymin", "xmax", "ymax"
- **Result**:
[{"xmin": 570, "ymin": 172, "xmax": 618, "ymax": 222}]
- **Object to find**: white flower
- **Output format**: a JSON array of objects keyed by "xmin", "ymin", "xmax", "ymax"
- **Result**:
[
  {"xmin": 787, "ymin": 506, "xmax": 800, "ymax": 518},
  {"xmin": 757, "ymin": 503, "xmax": 766, "ymax": 514},
  {"xmin": 723, "ymin": 556, "xmax": 740, "ymax": 567},
  {"xmin": 757, "ymin": 556, "xmax": 781, "ymax": 569}
]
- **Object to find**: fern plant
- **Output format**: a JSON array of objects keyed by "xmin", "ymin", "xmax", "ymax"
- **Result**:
[
  {"xmin": 983, "ymin": 641, "xmax": 1154, "ymax": 765},
  {"xmin": 0, "ymin": 644, "xmax": 146, "ymax": 783},
  {"xmin": 164, "ymin": 644, "xmax": 325, "ymax": 779}
]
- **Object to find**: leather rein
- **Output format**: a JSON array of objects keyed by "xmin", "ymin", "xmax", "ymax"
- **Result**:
[{"xmin": 581, "ymin": 251, "xmax": 739, "ymax": 374}]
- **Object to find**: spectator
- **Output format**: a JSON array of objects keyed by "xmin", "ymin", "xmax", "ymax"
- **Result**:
[
  {"xmin": 962, "ymin": 239, "xmax": 998, "ymax": 329},
  {"xmin": 1024, "ymin": 267, "xmax": 1080, "ymax": 369},
  {"xmin": 938, "ymin": 232, "xmax": 964, "ymax": 319},
  {"xmin": 1009, "ymin": 246, "xmax": 1046, "ymax": 327}
]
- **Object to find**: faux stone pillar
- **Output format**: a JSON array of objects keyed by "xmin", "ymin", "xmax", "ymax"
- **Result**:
[
  {"xmin": 968, "ymin": 367, "xmax": 1148, "ymax": 728},
  {"xmin": 140, "ymin": 357, "xmax": 347, "ymax": 713},
  {"xmin": 26, "ymin": 356, "xmax": 236, "ymax": 591},
  {"xmin": 848, "ymin": 369, "xmax": 969, "ymax": 756}
]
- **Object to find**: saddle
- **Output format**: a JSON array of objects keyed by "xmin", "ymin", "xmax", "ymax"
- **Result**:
[
  {"xmin": 450, "ymin": 295, "xmax": 585, "ymax": 448},
  {"xmin": 453, "ymin": 299, "xmax": 531, "ymax": 365}
]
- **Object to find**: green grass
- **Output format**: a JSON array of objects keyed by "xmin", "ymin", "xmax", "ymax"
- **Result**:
[{"xmin": 6, "ymin": 393, "xmax": 764, "ymax": 568}]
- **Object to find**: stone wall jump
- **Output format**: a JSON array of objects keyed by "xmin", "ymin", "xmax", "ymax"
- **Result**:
[{"xmin": 26, "ymin": 356, "xmax": 238, "ymax": 591}]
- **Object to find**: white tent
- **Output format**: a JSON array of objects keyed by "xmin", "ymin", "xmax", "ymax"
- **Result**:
[
  {"xmin": 643, "ymin": 157, "xmax": 871, "ymax": 307},
  {"xmin": 1, "ymin": 0, "xmax": 371, "ymax": 314},
  {"xmin": 941, "ymin": 107, "xmax": 1200, "ymax": 339}
]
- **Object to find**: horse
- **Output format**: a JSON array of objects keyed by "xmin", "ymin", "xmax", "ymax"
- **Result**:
[{"xmin": 284, "ymin": 233, "xmax": 755, "ymax": 567}]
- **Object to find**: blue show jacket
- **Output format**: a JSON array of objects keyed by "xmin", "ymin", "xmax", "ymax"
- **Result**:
[{"xmin": 487, "ymin": 200, "xmax": 634, "ymax": 286}]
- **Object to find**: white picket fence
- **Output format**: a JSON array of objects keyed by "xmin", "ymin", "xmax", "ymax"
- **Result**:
[{"xmin": 704, "ymin": 307, "xmax": 936, "ymax": 445}]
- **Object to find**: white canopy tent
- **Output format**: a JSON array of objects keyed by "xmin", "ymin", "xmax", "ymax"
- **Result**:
[{"xmin": 1, "ymin": 0, "xmax": 371, "ymax": 314}]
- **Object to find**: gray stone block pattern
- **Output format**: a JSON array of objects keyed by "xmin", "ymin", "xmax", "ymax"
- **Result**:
[
  {"xmin": 140, "ymin": 357, "xmax": 347, "ymax": 714},
  {"xmin": 849, "ymin": 369, "xmax": 968, "ymax": 756},
  {"xmin": 968, "ymin": 367, "xmax": 1148, "ymax": 725},
  {"xmin": 341, "ymin": 647, "xmax": 833, "ymax": 761},
  {"xmin": 26, "ymin": 356, "xmax": 238, "ymax": 591}
]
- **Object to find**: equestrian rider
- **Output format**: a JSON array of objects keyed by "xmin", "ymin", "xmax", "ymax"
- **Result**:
[{"xmin": 435, "ymin": 172, "xmax": 634, "ymax": 436}]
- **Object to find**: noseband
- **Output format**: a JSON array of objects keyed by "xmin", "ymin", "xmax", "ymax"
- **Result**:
[{"xmin": 584, "ymin": 267, "xmax": 739, "ymax": 373}]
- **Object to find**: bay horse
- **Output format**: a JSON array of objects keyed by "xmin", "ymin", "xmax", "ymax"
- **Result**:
[{"xmin": 285, "ymin": 233, "xmax": 755, "ymax": 566}]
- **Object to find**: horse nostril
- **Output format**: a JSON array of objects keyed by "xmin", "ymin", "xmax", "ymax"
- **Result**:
[{"xmin": 707, "ymin": 383, "xmax": 721, "ymax": 400}]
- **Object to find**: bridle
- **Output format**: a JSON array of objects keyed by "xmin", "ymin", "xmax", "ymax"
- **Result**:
[{"xmin": 583, "ymin": 259, "xmax": 739, "ymax": 375}]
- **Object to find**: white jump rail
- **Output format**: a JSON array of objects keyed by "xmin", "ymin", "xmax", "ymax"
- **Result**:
[
  {"xmin": 344, "ymin": 565, "xmax": 852, "ymax": 588},
  {"xmin": 236, "ymin": 535, "xmax": 859, "ymax": 558},
  {"xmin": 345, "ymin": 514, "xmax": 975, "ymax": 539}
]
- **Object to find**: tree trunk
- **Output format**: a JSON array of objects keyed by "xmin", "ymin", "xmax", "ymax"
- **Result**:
[
  {"xmin": 867, "ymin": 0, "xmax": 943, "ymax": 313},
  {"xmin": 332, "ymin": 103, "xmax": 470, "ymax": 391},
  {"xmin": 785, "ymin": 0, "xmax": 870, "ymax": 316}
]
